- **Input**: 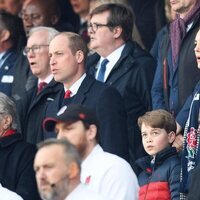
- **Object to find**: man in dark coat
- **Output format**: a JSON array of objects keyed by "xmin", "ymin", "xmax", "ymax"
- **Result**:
[
  {"xmin": 0, "ymin": 92, "xmax": 41, "ymax": 200},
  {"xmin": 45, "ymin": 32, "xmax": 129, "ymax": 161},
  {"xmin": 86, "ymin": 3, "xmax": 156, "ymax": 169},
  {"xmin": 12, "ymin": 0, "xmax": 73, "ymax": 100},
  {"xmin": 151, "ymin": 0, "xmax": 200, "ymax": 117},
  {"xmin": 15, "ymin": 26, "xmax": 63, "ymax": 144}
]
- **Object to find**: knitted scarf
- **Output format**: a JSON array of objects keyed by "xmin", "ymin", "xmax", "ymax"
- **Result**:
[
  {"xmin": 170, "ymin": 0, "xmax": 200, "ymax": 67},
  {"xmin": 180, "ymin": 81, "xmax": 200, "ymax": 199}
]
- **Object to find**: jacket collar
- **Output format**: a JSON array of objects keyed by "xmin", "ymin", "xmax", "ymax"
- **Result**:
[{"xmin": 0, "ymin": 133, "xmax": 22, "ymax": 148}]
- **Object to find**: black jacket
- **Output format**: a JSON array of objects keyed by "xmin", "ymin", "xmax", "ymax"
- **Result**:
[
  {"xmin": 16, "ymin": 79, "xmax": 63, "ymax": 144},
  {"xmin": 0, "ymin": 133, "xmax": 41, "ymax": 200},
  {"xmin": 45, "ymin": 75, "xmax": 129, "ymax": 161},
  {"xmin": 87, "ymin": 41, "xmax": 156, "ymax": 168}
]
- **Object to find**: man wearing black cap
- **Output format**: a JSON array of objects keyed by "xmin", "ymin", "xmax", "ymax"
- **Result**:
[
  {"xmin": 43, "ymin": 104, "xmax": 139, "ymax": 200},
  {"xmin": 45, "ymin": 31, "xmax": 129, "ymax": 162}
]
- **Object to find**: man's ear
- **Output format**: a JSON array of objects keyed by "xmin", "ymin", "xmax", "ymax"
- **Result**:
[
  {"xmin": 86, "ymin": 124, "xmax": 97, "ymax": 141},
  {"xmin": 68, "ymin": 162, "xmax": 79, "ymax": 179},
  {"xmin": 0, "ymin": 30, "xmax": 10, "ymax": 43},
  {"xmin": 168, "ymin": 131, "xmax": 176, "ymax": 144},
  {"xmin": 113, "ymin": 26, "xmax": 123, "ymax": 39},
  {"xmin": 75, "ymin": 50, "xmax": 84, "ymax": 64},
  {"xmin": 51, "ymin": 15, "xmax": 59, "ymax": 25}
]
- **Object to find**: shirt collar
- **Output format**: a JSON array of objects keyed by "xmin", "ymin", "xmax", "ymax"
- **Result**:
[
  {"xmin": 38, "ymin": 74, "xmax": 53, "ymax": 86},
  {"xmin": 100, "ymin": 44, "xmax": 125, "ymax": 66},
  {"xmin": 81, "ymin": 144, "xmax": 102, "ymax": 168},
  {"xmin": 64, "ymin": 73, "xmax": 86, "ymax": 97},
  {"xmin": 0, "ymin": 52, "xmax": 6, "ymax": 60}
]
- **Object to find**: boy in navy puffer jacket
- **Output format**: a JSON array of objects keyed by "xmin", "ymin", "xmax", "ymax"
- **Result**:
[{"xmin": 136, "ymin": 109, "xmax": 180, "ymax": 200}]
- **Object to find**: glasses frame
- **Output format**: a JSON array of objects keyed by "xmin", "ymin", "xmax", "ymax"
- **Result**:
[
  {"xmin": 87, "ymin": 22, "xmax": 113, "ymax": 32},
  {"xmin": 23, "ymin": 44, "xmax": 49, "ymax": 56}
]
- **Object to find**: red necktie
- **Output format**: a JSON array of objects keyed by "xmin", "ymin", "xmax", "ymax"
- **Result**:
[
  {"xmin": 64, "ymin": 90, "xmax": 71, "ymax": 99},
  {"xmin": 37, "ymin": 82, "xmax": 47, "ymax": 94}
]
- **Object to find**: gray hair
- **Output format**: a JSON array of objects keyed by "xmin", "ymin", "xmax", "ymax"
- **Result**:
[
  {"xmin": 0, "ymin": 92, "xmax": 17, "ymax": 130},
  {"xmin": 37, "ymin": 138, "xmax": 81, "ymax": 170},
  {"xmin": 28, "ymin": 26, "xmax": 59, "ymax": 44}
]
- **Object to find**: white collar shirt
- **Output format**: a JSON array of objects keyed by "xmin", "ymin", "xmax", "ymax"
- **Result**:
[
  {"xmin": 0, "ymin": 184, "xmax": 23, "ymax": 200},
  {"xmin": 95, "ymin": 44, "xmax": 125, "ymax": 82},
  {"xmin": 38, "ymin": 74, "xmax": 53, "ymax": 86},
  {"xmin": 65, "ymin": 183, "xmax": 110, "ymax": 200},
  {"xmin": 64, "ymin": 73, "xmax": 86, "ymax": 97},
  {"xmin": 81, "ymin": 144, "xmax": 139, "ymax": 200},
  {"xmin": 0, "ymin": 51, "xmax": 7, "ymax": 68}
]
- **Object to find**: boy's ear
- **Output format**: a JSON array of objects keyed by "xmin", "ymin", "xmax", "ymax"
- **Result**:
[{"xmin": 168, "ymin": 131, "xmax": 176, "ymax": 144}]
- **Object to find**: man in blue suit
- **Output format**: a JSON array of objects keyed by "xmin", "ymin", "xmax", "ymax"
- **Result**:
[
  {"xmin": 0, "ymin": 10, "xmax": 21, "ymax": 96},
  {"xmin": 45, "ymin": 32, "xmax": 129, "ymax": 161}
]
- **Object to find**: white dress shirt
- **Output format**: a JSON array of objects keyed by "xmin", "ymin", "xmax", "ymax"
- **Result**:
[
  {"xmin": 95, "ymin": 44, "xmax": 125, "ymax": 81},
  {"xmin": 65, "ymin": 183, "xmax": 110, "ymax": 200},
  {"xmin": 64, "ymin": 73, "xmax": 86, "ymax": 97},
  {"xmin": 38, "ymin": 74, "xmax": 53, "ymax": 86},
  {"xmin": 81, "ymin": 144, "xmax": 139, "ymax": 200},
  {"xmin": 0, "ymin": 184, "xmax": 23, "ymax": 200}
]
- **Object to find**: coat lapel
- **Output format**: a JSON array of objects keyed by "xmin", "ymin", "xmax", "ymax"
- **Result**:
[{"xmin": 73, "ymin": 75, "xmax": 95, "ymax": 104}]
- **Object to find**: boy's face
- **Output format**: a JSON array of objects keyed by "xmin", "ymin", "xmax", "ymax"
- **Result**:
[{"xmin": 141, "ymin": 123, "xmax": 175, "ymax": 157}]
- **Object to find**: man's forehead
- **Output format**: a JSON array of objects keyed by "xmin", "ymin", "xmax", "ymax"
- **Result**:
[
  {"xmin": 22, "ymin": 0, "xmax": 45, "ymax": 12},
  {"xmin": 55, "ymin": 121, "xmax": 76, "ymax": 128}
]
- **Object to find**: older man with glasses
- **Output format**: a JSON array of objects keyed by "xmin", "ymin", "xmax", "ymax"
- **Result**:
[
  {"xmin": 12, "ymin": 0, "xmax": 73, "ymax": 101},
  {"xmin": 15, "ymin": 26, "xmax": 63, "ymax": 145}
]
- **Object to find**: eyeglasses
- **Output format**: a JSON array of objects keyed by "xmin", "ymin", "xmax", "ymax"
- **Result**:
[
  {"xmin": 18, "ymin": 12, "xmax": 42, "ymax": 22},
  {"xmin": 87, "ymin": 22, "xmax": 112, "ymax": 32},
  {"xmin": 23, "ymin": 45, "xmax": 49, "ymax": 55}
]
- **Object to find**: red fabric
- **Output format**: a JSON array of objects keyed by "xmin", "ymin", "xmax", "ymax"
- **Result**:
[
  {"xmin": 139, "ymin": 181, "xmax": 170, "ymax": 200},
  {"xmin": 64, "ymin": 90, "xmax": 71, "ymax": 99},
  {"xmin": 37, "ymin": 82, "xmax": 47, "ymax": 94},
  {"xmin": 2, "ymin": 129, "xmax": 16, "ymax": 137}
]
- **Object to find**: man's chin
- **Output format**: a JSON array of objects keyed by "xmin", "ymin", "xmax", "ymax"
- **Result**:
[{"xmin": 39, "ymin": 190, "xmax": 54, "ymax": 200}]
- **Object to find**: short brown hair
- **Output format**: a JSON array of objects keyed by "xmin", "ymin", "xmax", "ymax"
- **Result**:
[
  {"xmin": 138, "ymin": 109, "xmax": 177, "ymax": 133},
  {"xmin": 57, "ymin": 32, "xmax": 88, "ymax": 60},
  {"xmin": 90, "ymin": 3, "xmax": 133, "ymax": 42}
]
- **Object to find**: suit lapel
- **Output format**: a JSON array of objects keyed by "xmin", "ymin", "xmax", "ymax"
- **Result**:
[
  {"xmin": 0, "ymin": 51, "xmax": 17, "ymax": 75},
  {"xmin": 106, "ymin": 42, "xmax": 136, "ymax": 84},
  {"xmin": 73, "ymin": 75, "xmax": 95, "ymax": 104},
  {"xmin": 87, "ymin": 42, "xmax": 137, "ymax": 85}
]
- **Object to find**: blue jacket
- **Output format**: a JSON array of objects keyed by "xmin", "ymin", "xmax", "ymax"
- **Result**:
[
  {"xmin": 151, "ymin": 16, "xmax": 200, "ymax": 117},
  {"xmin": 136, "ymin": 147, "xmax": 181, "ymax": 200},
  {"xmin": 0, "ymin": 50, "xmax": 18, "ymax": 97}
]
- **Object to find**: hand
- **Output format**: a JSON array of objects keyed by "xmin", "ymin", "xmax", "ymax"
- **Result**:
[{"xmin": 172, "ymin": 134, "xmax": 184, "ymax": 152}]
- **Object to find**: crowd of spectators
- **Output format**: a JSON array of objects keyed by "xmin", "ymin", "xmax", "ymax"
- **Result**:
[{"xmin": 0, "ymin": 0, "xmax": 199, "ymax": 199}]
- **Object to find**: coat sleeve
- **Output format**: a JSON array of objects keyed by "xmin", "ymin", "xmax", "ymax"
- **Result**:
[
  {"xmin": 151, "ymin": 50, "xmax": 166, "ymax": 110},
  {"xmin": 96, "ymin": 86, "xmax": 129, "ymax": 162},
  {"xmin": 169, "ymin": 161, "xmax": 181, "ymax": 200},
  {"xmin": 16, "ymin": 144, "xmax": 41, "ymax": 200}
]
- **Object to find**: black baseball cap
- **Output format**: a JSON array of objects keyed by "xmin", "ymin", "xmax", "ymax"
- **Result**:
[{"xmin": 43, "ymin": 104, "xmax": 99, "ymax": 132}]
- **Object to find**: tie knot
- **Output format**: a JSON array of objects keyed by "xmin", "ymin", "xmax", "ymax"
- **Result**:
[
  {"xmin": 101, "ymin": 58, "xmax": 109, "ymax": 67},
  {"xmin": 97, "ymin": 58, "xmax": 109, "ymax": 82},
  {"xmin": 37, "ymin": 82, "xmax": 47, "ymax": 94},
  {"xmin": 64, "ymin": 90, "xmax": 72, "ymax": 99}
]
